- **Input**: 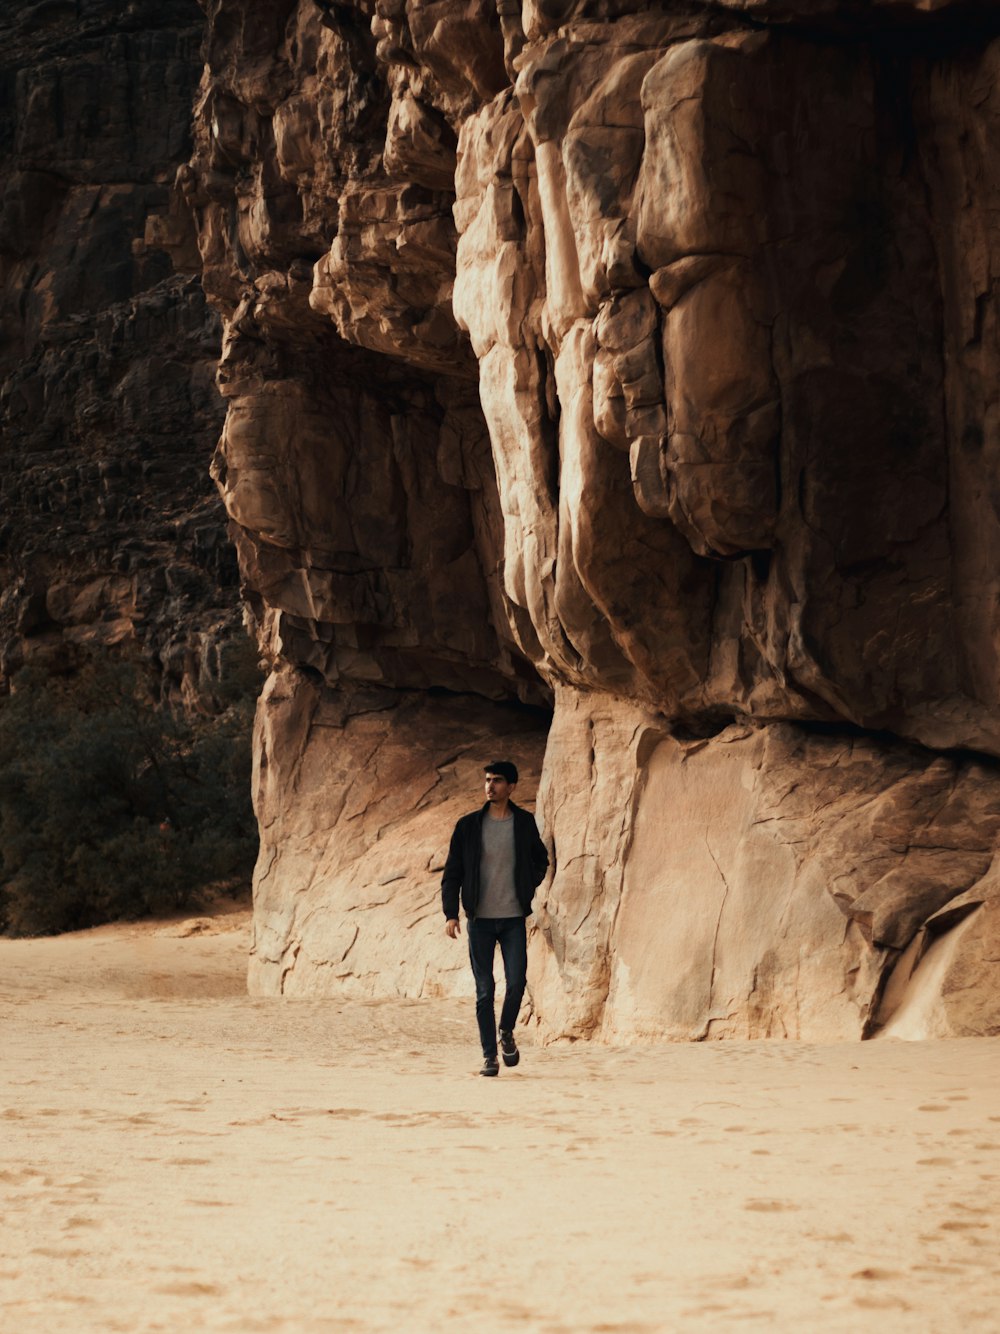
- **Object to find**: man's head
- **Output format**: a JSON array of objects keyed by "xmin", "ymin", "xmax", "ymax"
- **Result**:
[{"xmin": 484, "ymin": 760, "xmax": 518, "ymax": 805}]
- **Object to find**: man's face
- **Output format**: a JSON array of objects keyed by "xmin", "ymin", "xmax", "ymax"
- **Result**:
[{"xmin": 484, "ymin": 772, "xmax": 513, "ymax": 803}]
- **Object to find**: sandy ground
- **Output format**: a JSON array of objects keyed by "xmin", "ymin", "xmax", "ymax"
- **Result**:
[{"xmin": 1, "ymin": 909, "xmax": 999, "ymax": 1334}]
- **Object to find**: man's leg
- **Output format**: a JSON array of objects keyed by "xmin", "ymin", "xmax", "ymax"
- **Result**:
[
  {"xmin": 467, "ymin": 918, "xmax": 499, "ymax": 1059},
  {"xmin": 496, "ymin": 916, "xmax": 528, "ymax": 1039}
]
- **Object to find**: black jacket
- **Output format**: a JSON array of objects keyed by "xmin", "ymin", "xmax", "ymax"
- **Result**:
[{"xmin": 441, "ymin": 801, "xmax": 549, "ymax": 921}]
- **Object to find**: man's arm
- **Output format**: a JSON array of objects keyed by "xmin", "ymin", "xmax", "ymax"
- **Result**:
[
  {"xmin": 530, "ymin": 823, "xmax": 549, "ymax": 888},
  {"xmin": 520, "ymin": 805, "xmax": 552, "ymax": 880},
  {"xmin": 441, "ymin": 819, "xmax": 465, "ymax": 927},
  {"xmin": 514, "ymin": 808, "xmax": 549, "ymax": 889}
]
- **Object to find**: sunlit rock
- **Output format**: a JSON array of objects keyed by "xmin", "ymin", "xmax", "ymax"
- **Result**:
[{"xmin": 179, "ymin": 0, "xmax": 1000, "ymax": 1036}]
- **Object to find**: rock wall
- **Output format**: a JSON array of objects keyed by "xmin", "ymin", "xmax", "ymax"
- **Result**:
[
  {"xmin": 183, "ymin": 0, "xmax": 1000, "ymax": 1037},
  {"xmin": 0, "ymin": 0, "xmax": 238, "ymax": 704}
]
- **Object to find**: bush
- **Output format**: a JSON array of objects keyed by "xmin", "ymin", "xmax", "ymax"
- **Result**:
[{"xmin": 0, "ymin": 655, "xmax": 259, "ymax": 935}]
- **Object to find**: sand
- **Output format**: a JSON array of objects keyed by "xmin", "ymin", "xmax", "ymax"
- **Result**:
[{"xmin": 1, "ymin": 908, "xmax": 998, "ymax": 1333}]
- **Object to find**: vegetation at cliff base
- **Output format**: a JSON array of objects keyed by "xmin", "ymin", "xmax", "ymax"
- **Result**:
[{"xmin": 0, "ymin": 659, "xmax": 258, "ymax": 936}]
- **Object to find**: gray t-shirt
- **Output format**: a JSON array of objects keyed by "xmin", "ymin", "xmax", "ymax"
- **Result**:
[{"xmin": 477, "ymin": 814, "xmax": 521, "ymax": 918}]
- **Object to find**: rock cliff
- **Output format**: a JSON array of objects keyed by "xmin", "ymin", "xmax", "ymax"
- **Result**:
[
  {"xmin": 177, "ymin": 0, "xmax": 1000, "ymax": 1038},
  {"xmin": 0, "ymin": 0, "xmax": 238, "ymax": 705}
]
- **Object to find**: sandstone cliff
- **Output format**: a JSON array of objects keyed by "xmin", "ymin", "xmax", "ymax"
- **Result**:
[
  {"xmin": 0, "ymin": 0, "xmax": 238, "ymax": 705},
  {"xmin": 177, "ymin": 0, "xmax": 1000, "ymax": 1038}
]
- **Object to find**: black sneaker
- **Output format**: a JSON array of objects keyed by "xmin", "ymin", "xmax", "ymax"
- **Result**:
[
  {"xmin": 480, "ymin": 1055, "xmax": 500, "ymax": 1077},
  {"xmin": 499, "ymin": 1029, "xmax": 519, "ymax": 1067}
]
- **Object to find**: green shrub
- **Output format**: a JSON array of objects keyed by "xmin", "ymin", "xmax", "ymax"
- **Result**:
[{"xmin": 0, "ymin": 655, "xmax": 259, "ymax": 936}]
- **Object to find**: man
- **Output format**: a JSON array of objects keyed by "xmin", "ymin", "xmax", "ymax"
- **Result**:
[{"xmin": 442, "ymin": 760, "xmax": 549, "ymax": 1076}]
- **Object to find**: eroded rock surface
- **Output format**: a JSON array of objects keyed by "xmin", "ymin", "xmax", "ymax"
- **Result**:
[
  {"xmin": 249, "ymin": 668, "xmax": 547, "ymax": 998},
  {"xmin": 182, "ymin": 0, "xmax": 1000, "ymax": 1036}
]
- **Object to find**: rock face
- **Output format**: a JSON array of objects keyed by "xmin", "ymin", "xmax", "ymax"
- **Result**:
[
  {"xmin": 249, "ymin": 669, "xmax": 547, "ymax": 999},
  {"xmin": 180, "ymin": 0, "xmax": 1000, "ymax": 1036},
  {"xmin": 0, "ymin": 1, "xmax": 238, "ymax": 703}
]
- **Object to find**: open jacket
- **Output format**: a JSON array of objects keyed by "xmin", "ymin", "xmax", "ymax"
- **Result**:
[{"xmin": 441, "ymin": 800, "xmax": 549, "ymax": 921}]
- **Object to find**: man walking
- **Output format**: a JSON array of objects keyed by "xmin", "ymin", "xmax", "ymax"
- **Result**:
[{"xmin": 442, "ymin": 761, "xmax": 549, "ymax": 1076}]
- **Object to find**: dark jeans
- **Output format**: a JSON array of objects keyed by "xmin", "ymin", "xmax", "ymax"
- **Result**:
[{"xmin": 468, "ymin": 916, "xmax": 527, "ymax": 1058}]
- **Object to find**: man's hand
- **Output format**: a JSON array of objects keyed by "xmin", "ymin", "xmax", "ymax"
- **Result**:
[{"xmin": 445, "ymin": 918, "xmax": 461, "ymax": 939}]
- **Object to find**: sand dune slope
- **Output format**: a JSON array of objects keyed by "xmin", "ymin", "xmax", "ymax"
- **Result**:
[{"xmin": 1, "ymin": 910, "xmax": 998, "ymax": 1332}]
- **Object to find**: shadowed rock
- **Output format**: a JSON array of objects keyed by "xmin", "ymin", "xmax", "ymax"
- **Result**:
[{"xmin": 0, "ymin": 0, "xmax": 240, "ymax": 703}]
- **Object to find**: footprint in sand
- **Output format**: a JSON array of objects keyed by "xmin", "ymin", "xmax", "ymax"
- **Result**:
[
  {"xmin": 154, "ymin": 1281, "xmax": 222, "ymax": 1297},
  {"xmin": 0, "ymin": 1168, "xmax": 44, "ymax": 1185},
  {"xmin": 853, "ymin": 1294, "xmax": 912, "ymax": 1312}
]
